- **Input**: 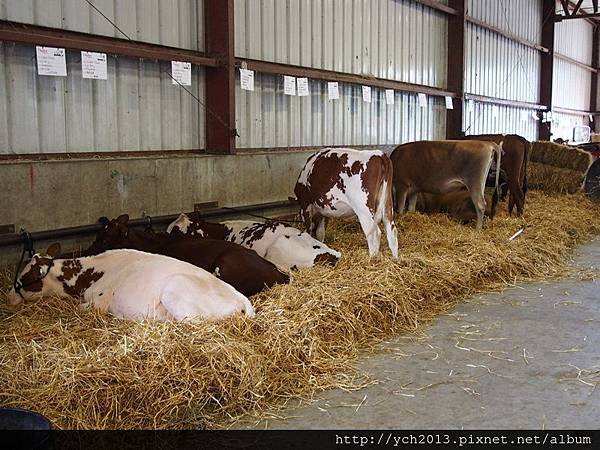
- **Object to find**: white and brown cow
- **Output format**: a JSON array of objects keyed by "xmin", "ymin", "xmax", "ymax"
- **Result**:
[
  {"xmin": 390, "ymin": 140, "xmax": 502, "ymax": 229},
  {"xmin": 8, "ymin": 243, "xmax": 254, "ymax": 321},
  {"xmin": 294, "ymin": 148, "xmax": 398, "ymax": 258},
  {"xmin": 166, "ymin": 215, "xmax": 341, "ymax": 270}
]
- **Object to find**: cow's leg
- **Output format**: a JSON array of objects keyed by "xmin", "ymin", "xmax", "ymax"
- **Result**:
[
  {"xmin": 470, "ymin": 190, "xmax": 486, "ymax": 230},
  {"xmin": 315, "ymin": 216, "xmax": 328, "ymax": 242},
  {"xmin": 407, "ymin": 192, "xmax": 418, "ymax": 212},
  {"xmin": 507, "ymin": 175, "xmax": 525, "ymax": 216},
  {"xmin": 354, "ymin": 205, "xmax": 381, "ymax": 256},
  {"xmin": 394, "ymin": 186, "xmax": 409, "ymax": 216},
  {"xmin": 382, "ymin": 214, "xmax": 398, "ymax": 258}
]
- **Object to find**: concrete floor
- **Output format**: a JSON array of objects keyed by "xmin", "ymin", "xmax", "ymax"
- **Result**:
[{"xmin": 245, "ymin": 239, "xmax": 600, "ymax": 429}]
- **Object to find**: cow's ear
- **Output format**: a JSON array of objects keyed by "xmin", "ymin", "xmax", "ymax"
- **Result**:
[
  {"xmin": 46, "ymin": 243, "xmax": 62, "ymax": 258},
  {"xmin": 98, "ymin": 216, "xmax": 110, "ymax": 226},
  {"xmin": 117, "ymin": 214, "xmax": 130, "ymax": 225}
]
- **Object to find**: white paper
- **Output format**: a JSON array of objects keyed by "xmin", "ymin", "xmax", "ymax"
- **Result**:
[
  {"xmin": 521, "ymin": 110, "xmax": 529, "ymax": 122},
  {"xmin": 532, "ymin": 111, "xmax": 539, "ymax": 120},
  {"xmin": 418, "ymin": 93, "xmax": 427, "ymax": 108},
  {"xmin": 297, "ymin": 77, "xmax": 309, "ymax": 96},
  {"xmin": 492, "ymin": 105, "xmax": 499, "ymax": 118},
  {"xmin": 240, "ymin": 68, "xmax": 254, "ymax": 91},
  {"xmin": 445, "ymin": 96, "xmax": 454, "ymax": 110},
  {"xmin": 362, "ymin": 86, "xmax": 371, "ymax": 103},
  {"xmin": 81, "ymin": 51, "xmax": 107, "ymax": 80},
  {"xmin": 171, "ymin": 61, "xmax": 192, "ymax": 86},
  {"xmin": 385, "ymin": 89, "xmax": 394, "ymax": 105},
  {"xmin": 328, "ymin": 82, "xmax": 339, "ymax": 100},
  {"xmin": 283, "ymin": 76, "xmax": 296, "ymax": 95},
  {"xmin": 589, "ymin": 114, "xmax": 594, "ymax": 122},
  {"xmin": 467, "ymin": 100, "xmax": 474, "ymax": 113},
  {"xmin": 36, "ymin": 46, "xmax": 67, "ymax": 77}
]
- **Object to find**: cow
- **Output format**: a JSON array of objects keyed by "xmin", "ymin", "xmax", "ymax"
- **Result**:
[
  {"xmin": 85, "ymin": 214, "xmax": 290, "ymax": 297},
  {"xmin": 7, "ymin": 243, "xmax": 254, "ymax": 321},
  {"xmin": 390, "ymin": 140, "xmax": 502, "ymax": 229},
  {"xmin": 294, "ymin": 148, "xmax": 398, "ymax": 258},
  {"xmin": 166, "ymin": 215, "xmax": 341, "ymax": 270},
  {"xmin": 463, "ymin": 134, "xmax": 531, "ymax": 216},
  {"xmin": 416, "ymin": 191, "xmax": 492, "ymax": 224}
]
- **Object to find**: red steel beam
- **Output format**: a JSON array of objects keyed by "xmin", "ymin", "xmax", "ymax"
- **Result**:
[
  {"xmin": 540, "ymin": 0, "xmax": 555, "ymax": 141},
  {"xmin": 591, "ymin": 25, "xmax": 599, "ymax": 131},
  {"xmin": 237, "ymin": 58, "xmax": 457, "ymax": 98},
  {"xmin": 0, "ymin": 20, "xmax": 219, "ymax": 67},
  {"xmin": 446, "ymin": 0, "xmax": 465, "ymax": 139},
  {"xmin": 204, "ymin": 0, "xmax": 236, "ymax": 154}
]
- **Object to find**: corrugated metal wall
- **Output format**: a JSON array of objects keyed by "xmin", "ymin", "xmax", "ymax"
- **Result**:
[
  {"xmin": 1, "ymin": 0, "xmax": 204, "ymax": 51},
  {"xmin": 235, "ymin": 0, "xmax": 448, "ymax": 87},
  {"xmin": 234, "ymin": 0, "xmax": 448, "ymax": 148},
  {"xmin": 0, "ymin": 43, "xmax": 205, "ymax": 154},
  {"xmin": 464, "ymin": 0, "xmax": 542, "ymax": 141},
  {"xmin": 235, "ymin": 73, "xmax": 446, "ymax": 148},
  {"xmin": 551, "ymin": 111, "xmax": 587, "ymax": 142},
  {"xmin": 553, "ymin": 17, "xmax": 593, "ymax": 111}
]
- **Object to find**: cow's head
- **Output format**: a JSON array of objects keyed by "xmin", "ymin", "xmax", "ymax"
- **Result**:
[
  {"xmin": 87, "ymin": 214, "xmax": 130, "ymax": 254},
  {"xmin": 8, "ymin": 243, "xmax": 62, "ymax": 305}
]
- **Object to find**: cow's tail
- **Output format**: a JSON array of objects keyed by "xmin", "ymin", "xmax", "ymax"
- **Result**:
[
  {"xmin": 522, "ymin": 137, "xmax": 531, "ymax": 199},
  {"xmin": 491, "ymin": 141, "xmax": 503, "ymax": 220}
]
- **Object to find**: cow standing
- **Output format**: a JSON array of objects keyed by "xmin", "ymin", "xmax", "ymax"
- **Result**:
[
  {"xmin": 294, "ymin": 148, "xmax": 398, "ymax": 258},
  {"xmin": 464, "ymin": 134, "xmax": 530, "ymax": 216},
  {"xmin": 390, "ymin": 140, "xmax": 502, "ymax": 229},
  {"xmin": 8, "ymin": 244, "xmax": 254, "ymax": 321}
]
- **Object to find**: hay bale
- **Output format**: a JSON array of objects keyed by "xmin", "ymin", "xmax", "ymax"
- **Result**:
[
  {"xmin": 528, "ymin": 162, "xmax": 586, "ymax": 194},
  {"xmin": 531, "ymin": 141, "xmax": 592, "ymax": 172},
  {"xmin": 2, "ymin": 191, "xmax": 600, "ymax": 429}
]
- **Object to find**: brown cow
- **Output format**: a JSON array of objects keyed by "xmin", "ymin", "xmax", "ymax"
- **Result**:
[
  {"xmin": 294, "ymin": 147, "xmax": 398, "ymax": 257},
  {"xmin": 390, "ymin": 140, "xmax": 502, "ymax": 229},
  {"xmin": 464, "ymin": 134, "xmax": 531, "ymax": 216},
  {"xmin": 85, "ymin": 215, "xmax": 290, "ymax": 297},
  {"xmin": 416, "ymin": 191, "xmax": 492, "ymax": 224}
]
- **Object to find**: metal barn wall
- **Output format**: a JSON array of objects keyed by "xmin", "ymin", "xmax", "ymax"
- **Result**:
[
  {"xmin": 0, "ymin": 43, "xmax": 205, "ymax": 154},
  {"xmin": 552, "ymin": 17, "xmax": 593, "ymax": 111},
  {"xmin": 0, "ymin": 0, "xmax": 204, "ymax": 51},
  {"xmin": 463, "ymin": 0, "xmax": 542, "ymax": 141},
  {"xmin": 235, "ymin": 73, "xmax": 446, "ymax": 149},
  {"xmin": 551, "ymin": 111, "xmax": 587, "ymax": 142},
  {"xmin": 234, "ymin": 0, "xmax": 448, "ymax": 147}
]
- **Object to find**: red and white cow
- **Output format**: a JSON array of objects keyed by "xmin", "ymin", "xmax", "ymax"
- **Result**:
[
  {"xmin": 8, "ymin": 243, "xmax": 254, "ymax": 321},
  {"xmin": 294, "ymin": 148, "xmax": 398, "ymax": 258},
  {"xmin": 167, "ymin": 216, "xmax": 341, "ymax": 270}
]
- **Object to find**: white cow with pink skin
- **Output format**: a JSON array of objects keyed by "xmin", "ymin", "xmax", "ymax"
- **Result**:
[{"xmin": 8, "ymin": 243, "xmax": 254, "ymax": 321}]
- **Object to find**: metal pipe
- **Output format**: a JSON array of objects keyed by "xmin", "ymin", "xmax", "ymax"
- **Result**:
[{"xmin": 0, "ymin": 200, "xmax": 297, "ymax": 249}]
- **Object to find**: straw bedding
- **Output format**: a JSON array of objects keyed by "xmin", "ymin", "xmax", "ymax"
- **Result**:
[
  {"xmin": 528, "ymin": 162, "xmax": 587, "ymax": 194},
  {"xmin": 1, "ymin": 191, "xmax": 600, "ymax": 429}
]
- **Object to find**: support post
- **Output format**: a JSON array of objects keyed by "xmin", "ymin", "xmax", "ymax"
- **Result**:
[
  {"xmin": 204, "ymin": 0, "xmax": 236, "ymax": 154},
  {"xmin": 446, "ymin": 0, "xmax": 465, "ymax": 139},
  {"xmin": 539, "ymin": 0, "xmax": 556, "ymax": 141},
  {"xmin": 591, "ymin": 25, "xmax": 599, "ymax": 132}
]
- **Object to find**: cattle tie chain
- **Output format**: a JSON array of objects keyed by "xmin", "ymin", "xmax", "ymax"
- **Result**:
[
  {"xmin": 81, "ymin": 0, "xmax": 239, "ymax": 138},
  {"xmin": 12, "ymin": 229, "xmax": 35, "ymax": 297},
  {"xmin": 219, "ymin": 206, "xmax": 304, "ymax": 225}
]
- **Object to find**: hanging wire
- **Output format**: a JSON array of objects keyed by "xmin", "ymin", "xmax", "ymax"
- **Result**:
[{"xmin": 82, "ymin": 0, "xmax": 238, "ymax": 137}]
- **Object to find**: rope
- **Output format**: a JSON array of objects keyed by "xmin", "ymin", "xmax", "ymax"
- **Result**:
[{"xmin": 219, "ymin": 206, "xmax": 303, "ymax": 225}]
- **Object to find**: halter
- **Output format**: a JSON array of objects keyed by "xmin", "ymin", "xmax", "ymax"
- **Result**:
[{"xmin": 12, "ymin": 230, "xmax": 53, "ymax": 300}]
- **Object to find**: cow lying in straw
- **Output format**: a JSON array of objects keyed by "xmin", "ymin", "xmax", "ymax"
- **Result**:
[
  {"xmin": 294, "ymin": 148, "xmax": 398, "ymax": 258},
  {"xmin": 167, "ymin": 214, "xmax": 341, "ymax": 270},
  {"xmin": 8, "ymin": 243, "xmax": 254, "ymax": 321},
  {"xmin": 85, "ymin": 215, "xmax": 290, "ymax": 297}
]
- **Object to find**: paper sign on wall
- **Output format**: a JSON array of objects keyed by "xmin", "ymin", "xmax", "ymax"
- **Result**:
[
  {"xmin": 171, "ymin": 61, "xmax": 192, "ymax": 86},
  {"xmin": 36, "ymin": 46, "xmax": 67, "ymax": 77},
  {"xmin": 492, "ymin": 105, "xmax": 499, "ymax": 118},
  {"xmin": 521, "ymin": 110, "xmax": 529, "ymax": 122},
  {"xmin": 589, "ymin": 114, "xmax": 594, "ymax": 123},
  {"xmin": 240, "ymin": 68, "xmax": 255, "ymax": 91},
  {"xmin": 467, "ymin": 100, "xmax": 474, "ymax": 113},
  {"xmin": 328, "ymin": 82, "xmax": 339, "ymax": 100},
  {"xmin": 385, "ymin": 89, "xmax": 394, "ymax": 105},
  {"xmin": 297, "ymin": 77, "xmax": 309, "ymax": 96},
  {"xmin": 418, "ymin": 93, "xmax": 427, "ymax": 107},
  {"xmin": 445, "ymin": 96, "xmax": 454, "ymax": 110},
  {"xmin": 81, "ymin": 51, "xmax": 107, "ymax": 80},
  {"xmin": 283, "ymin": 76, "xmax": 296, "ymax": 95},
  {"xmin": 532, "ymin": 111, "xmax": 538, "ymax": 120},
  {"xmin": 362, "ymin": 86, "xmax": 372, "ymax": 103}
]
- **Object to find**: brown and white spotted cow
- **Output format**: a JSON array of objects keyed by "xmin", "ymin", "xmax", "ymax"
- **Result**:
[
  {"xmin": 294, "ymin": 148, "xmax": 398, "ymax": 258},
  {"xmin": 8, "ymin": 243, "xmax": 254, "ymax": 321},
  {"xmin": 390, "ymin": 140, "xmax": 502, "ymax": 229},
  {"xmin": 166, "ymin": 215, "xmax": 341, "ymax": 270}
]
